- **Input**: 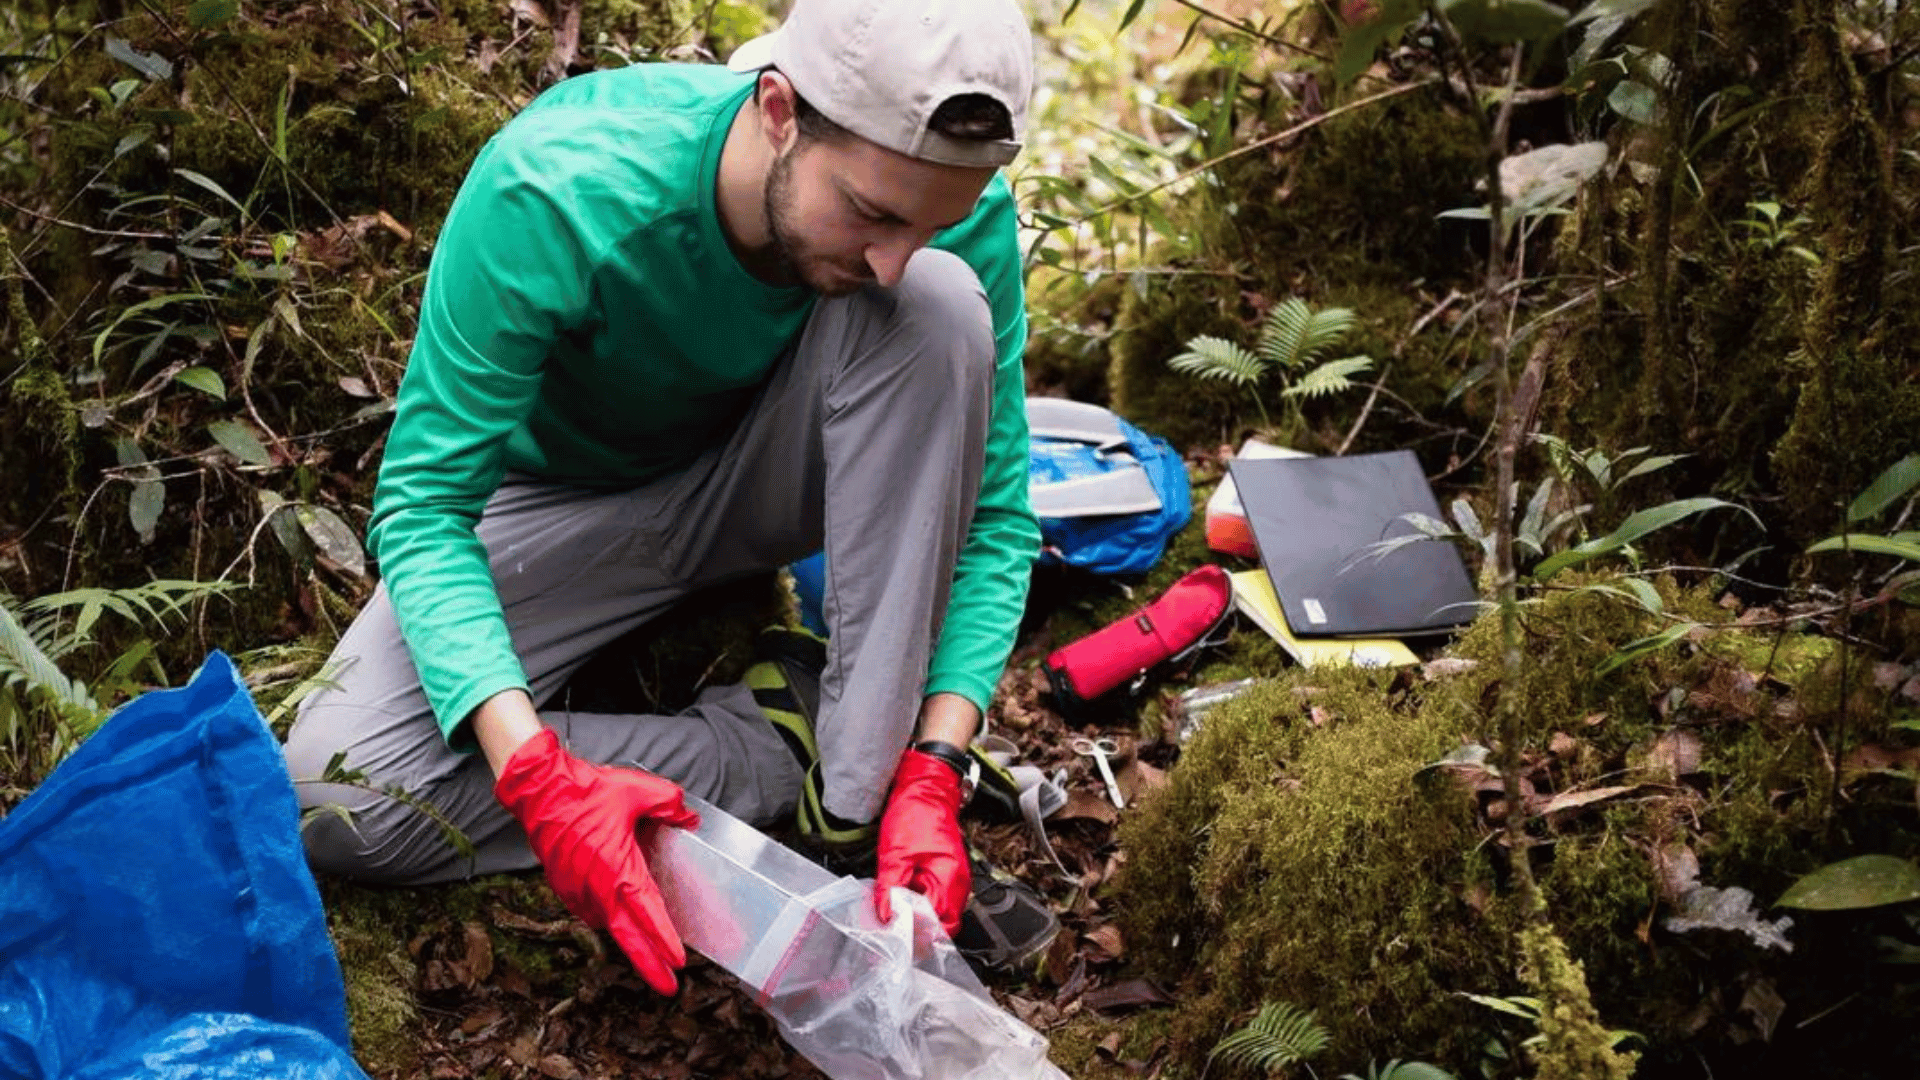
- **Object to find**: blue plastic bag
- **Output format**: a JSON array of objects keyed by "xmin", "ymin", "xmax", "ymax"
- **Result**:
[
  {"xmin": 1029, "ymin": 414, "xmax": 1191, "ymax": 576},
  {"xmin": 0, "ymin": 651, "xmax": 367, "ymax": 1080}
]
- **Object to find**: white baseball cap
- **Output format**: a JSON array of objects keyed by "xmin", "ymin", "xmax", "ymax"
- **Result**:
[{"xmin": 727, "ymin": 0, "xmax": 1033, "ymax": 168}]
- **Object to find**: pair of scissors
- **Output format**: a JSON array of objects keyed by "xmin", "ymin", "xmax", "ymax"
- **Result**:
[{"xmin": 1071, "ymin": 737, "xmax": 1124, "ymax": 808}]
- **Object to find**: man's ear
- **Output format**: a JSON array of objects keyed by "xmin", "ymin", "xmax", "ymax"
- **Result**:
[{"xmin": 756, "ymin": 71, "xmax": 800, "ymax": 153}]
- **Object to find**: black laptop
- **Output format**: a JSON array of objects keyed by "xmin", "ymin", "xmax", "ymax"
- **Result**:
[{"xmin": 1228, "ymin": 450, "xmax": 1481, "ymax": 637}]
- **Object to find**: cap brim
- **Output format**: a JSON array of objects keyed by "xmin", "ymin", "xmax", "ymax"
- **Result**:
[{"xmin": 727, "ymin": 31, "xmax": 779, "ymax": 73}]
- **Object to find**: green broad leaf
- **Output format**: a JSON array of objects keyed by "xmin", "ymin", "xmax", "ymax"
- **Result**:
[
  {"xmin": 207, "ymin": 419, "xmax": 272, "ymax": 467},
  {"xmin": 91, "ymin": 291, "xmax": 216, "ymax": 368},
  {"xmin": 258, "ymin": 491, "xmax": 314, "ymax": 565},
  {"xmin": 113, "ymin": 438, "xmax": 165, "ymax": 545},
  {"xmin": 1585, "ymin": 578, "xmax": 1666, "ymax": 616},
  {"xmin": 296, "ymin": 505, "xmax": 366, "ymax": 578},
  {"xmin": 1441, "ymin": 0, "xmax": 1570, "ymax": 42},
  {"xmin": 1461, "ymin": 992, "xmax": 1542, "ymax": 1019},
  {"xmin": 1118, "ymin": 0, "xmax": 1148, "ymax": 31},
  {"xmin": 1450, "ymin": 497, "xmax": 1484, "ymax": 539},
  {"xmin": 1608, "ymin": 79, "xmax": 1658, "ymax": 124},
  {"xmin": 1534, "ymin": 497, "xmax": 1750, "ymax": 580},
  {"xmin": 105, "ymin": 36, "xmax": 173, "ymax": 81},
  {"xmin": 114, "ymin": 130, "xmax": 151, "ymax": 158},
  {"xmin": 1595, "ymin": 621, "xmax": 1693, "ymax": 675},
  {"xmin": 1806, "ymin": 534, "xmax": 1920, "ymax": 563},
  {"xmin": 1086, "ymin": 155, "xmax": 1139, "ymax": 198},
  {"xmin": 1570, "ymin": 0, "xmax": 1660, "ymax": 24},
  {"xmin": 186, "ymin": 0, "xmax": 240, "ymax": 29},
  {"xmin": 1619, "ymin": 577, "xmax": 1665, "ymax": 614},
  {"xmin": 1438, "ymin": 206, "xmax": 1493, "ymax": 220},
  {"xmin": 173, "ymin": 365, "xmax": 226, "ymax": 399},
  {"xmin": 1334, "ymin": 21, "xmax": 1395, "ymax": 88},
  {"xmin": 128, "ymin": 477, "xmax": 165, "ymax": 544},
  {"xmin": 1333, "ymin": 0, "xmax": 1425, "ymax": 86},
  {"xmin": 1777, "ymin": 855, "xmax": 1920, "ymax": 911},
  {"xmin": 1846, "ymin": 454, "xmax": 1920, "ymax": 524},
  {"xmin": 175, "ymin": 167, "xmax": 249, "ymax": 220},
  {"xmin": 1619, "ymin": 452, "xmax": 1687, "ymax": 484}
]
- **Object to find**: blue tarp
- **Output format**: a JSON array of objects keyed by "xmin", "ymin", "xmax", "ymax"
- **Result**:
[{"xmin": 0, "ymin": 651, "xmax": 368, "ymax": 1080}]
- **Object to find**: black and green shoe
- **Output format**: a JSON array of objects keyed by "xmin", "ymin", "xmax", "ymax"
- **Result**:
[{"xmin": 745, "ymin": 627, "xmax": 877, "ymax": 861}]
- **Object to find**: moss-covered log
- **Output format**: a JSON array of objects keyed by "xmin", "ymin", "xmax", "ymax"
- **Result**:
[{"xmin": 1116, "ymin": 580, "xmax": 1920, "ymax": 1078}]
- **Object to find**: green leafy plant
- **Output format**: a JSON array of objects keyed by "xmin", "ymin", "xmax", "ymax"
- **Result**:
[
  {"xmin": 1205, "ymin": 1000, "xmax": 1330, "ymax": 1077},
  {"xmin": 1169, "ymin": 298, "xmax": 1375, "ymax": 435},
  {"xmin": 1735, "ymin": 199, "xmax": 1821, "ymax": 266},
  {"xmin": 1, "ymin": 580, "xmax": 229, "ymax": 789},
  {"xmin": 1806, "ymin": 454, "xmax": 1920, "ymax": 603},
  {"xmin": 1462, "ymin": 992, "xmax": 1641, "ymax": 1077}
]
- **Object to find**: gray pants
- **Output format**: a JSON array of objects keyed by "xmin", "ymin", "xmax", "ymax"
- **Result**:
[{"xmin": 282, "ymin": 250, "xmax": 994, "ymax": 885}]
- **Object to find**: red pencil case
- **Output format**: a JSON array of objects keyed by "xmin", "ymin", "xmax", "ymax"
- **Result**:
[{"xmin": 1044, "ymin": 564, "xmax": 1234, "ymax": 712}]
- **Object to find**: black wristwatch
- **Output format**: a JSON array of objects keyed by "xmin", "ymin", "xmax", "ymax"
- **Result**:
[{"xmin": 912, "ymin": 739, "xmax": 978, "ymax": 797}]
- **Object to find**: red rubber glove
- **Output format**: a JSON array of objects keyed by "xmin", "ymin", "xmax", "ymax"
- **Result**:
[
  {"xmin": 873, "ymin": 748, "xmax": 970, "ymax": 935},
  {"xmin": 493, "ymin": 729, "xmax": 700, "ymax": 995}
]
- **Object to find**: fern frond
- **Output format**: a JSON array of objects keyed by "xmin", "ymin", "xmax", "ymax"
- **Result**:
[
  {"xmin": 1259, "ymin": 298, "xmax": 1359, "ymax": 372},
  {"xmin": 1282, "ymin": 356, "xmax": 1374, "ymax": 401},
  {"xmin": 1209, "ymin": 1001, "xmax": 1330, "ymax": 1075},
  {"xmin": 0, "ymin": 596, "xmax": 101, "ymax": 720},
  {"xmin": 1170, "ymin": 335, "xmax": 1268, "ymax": 386}
]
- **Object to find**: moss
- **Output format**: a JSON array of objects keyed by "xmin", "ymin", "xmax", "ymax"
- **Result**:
[
  {"xmin": 1767, "ymin": 0, "xmax": 1914, "ymax": 546},
  {"xmin": 330, "ymin": 918, "xmax": 420, "ymax": 1076},
  {"xmin": 2, "ymin": 224, "xmax": 82, "ymax": 529},
  {"xmin": 1115, "ymin": 666, "xmax": 1498, "ymax": 1073},
  {"xmin": 1517, "ymin": 919, "xmax": 1639, "ymax": 1080},
  {"xmin": 1111, "ymin": 571, "xmax": 1920, "ymax": 1076}
]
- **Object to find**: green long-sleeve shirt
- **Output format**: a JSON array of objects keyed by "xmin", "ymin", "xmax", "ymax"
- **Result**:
[{"xmin": 370, "ymin": 63, "xmax": 1038, "ymax": 748}]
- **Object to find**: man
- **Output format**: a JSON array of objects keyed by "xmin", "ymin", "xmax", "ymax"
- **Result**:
[{"xmin": 281, "ymin": 0, "xmax": 1054, "ymax": 996}]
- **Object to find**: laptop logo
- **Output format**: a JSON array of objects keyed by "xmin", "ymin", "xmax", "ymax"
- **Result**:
[{"xmin": 1303, "ymin": 598, "xmax": 1327, "ymax": 625}]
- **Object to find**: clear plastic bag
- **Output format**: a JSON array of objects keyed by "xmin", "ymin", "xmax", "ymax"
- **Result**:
[{"xmin": 644, "ymin": 793, "xmax": 1069, "ymax": 1080}]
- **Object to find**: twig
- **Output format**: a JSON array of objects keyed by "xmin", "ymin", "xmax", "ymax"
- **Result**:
[
  {"xmin": 1166, "ymin": 0, "xmax": 1332, "ymax": 62},
  {"xmin": 1404, "ymin": 288, "xmax": 1464, "ymax": 344},
  {"xmin": 0, "ymin": 194, "xmax": 174, "ymax": 240},
  {"xmin": 1336, "ymin": 360, "xmax": 1389, "ymax": 455},
  {"xmin": 1068, "ymin": 79, "xmax": 1430, "ymax": 226}
]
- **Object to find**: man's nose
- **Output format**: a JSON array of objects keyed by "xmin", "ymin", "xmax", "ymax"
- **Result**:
[{"xmin": 864, "ymin": 234, "xmax": 924, "ymax": 288}]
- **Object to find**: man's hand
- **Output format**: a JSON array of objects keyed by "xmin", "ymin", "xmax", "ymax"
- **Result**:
[
  {"xmin": 493, "ymin": 728, "xmax": 700, "ymax": 994},
  {"xmin": 873, "ymin": 747, "xmax": 970, "ymax": 934}
]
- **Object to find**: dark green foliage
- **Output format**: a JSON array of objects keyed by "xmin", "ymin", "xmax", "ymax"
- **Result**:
[{"xmin": 1105, "ymin": 87, "xmax": 1487, "ymax": 449}]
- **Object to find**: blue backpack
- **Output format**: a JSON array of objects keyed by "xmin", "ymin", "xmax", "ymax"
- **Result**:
[
  {"xmin": 1027, "ymin": 398, "xmax": 1190, "ymax": 576},
  {"xmin": 787, "ymin": 401, "xmax": 1191, "ymax": 632}
]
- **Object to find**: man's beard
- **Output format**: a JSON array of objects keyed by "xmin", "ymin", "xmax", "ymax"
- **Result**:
[{"xmin": 755, "ymin": 150, "xmax": 872, "ymax": 297}]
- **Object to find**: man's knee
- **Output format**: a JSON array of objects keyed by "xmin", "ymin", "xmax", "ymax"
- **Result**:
[{"xmin": 891, "ymin": 249, "xmax": 996, "ymax": 378}]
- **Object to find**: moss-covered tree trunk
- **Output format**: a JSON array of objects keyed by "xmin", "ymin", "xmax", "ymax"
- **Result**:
[{"xmin": 1557, "ymin": 0, "xmax": 1918, "ymax": 559}]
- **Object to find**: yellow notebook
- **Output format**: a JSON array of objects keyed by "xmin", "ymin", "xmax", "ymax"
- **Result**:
[{"xmin": 1230, "ymin": 570, "xmax": 1420, "ymax": 669}]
